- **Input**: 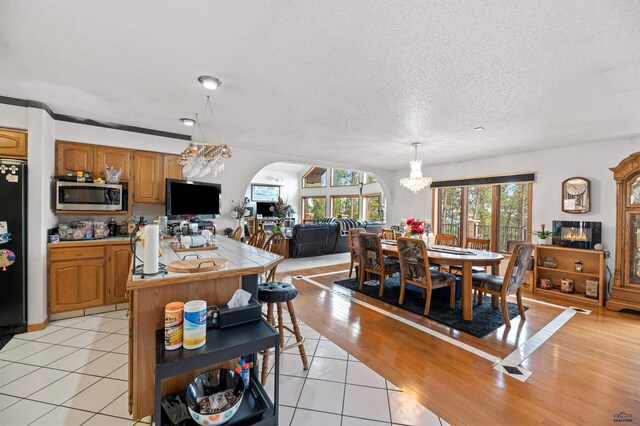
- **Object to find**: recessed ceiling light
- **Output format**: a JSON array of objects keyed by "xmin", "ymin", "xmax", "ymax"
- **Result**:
[
  {"xmin": 474, "ymin": 126, "xmax": 485, "ymax": 131},
  {"xmin": 198, "ymin": 75, "xmax": 222, "ymax": 90},
  {"xmin": 180, "ymin": 118, "xmax": 196, "ymax": 126}
]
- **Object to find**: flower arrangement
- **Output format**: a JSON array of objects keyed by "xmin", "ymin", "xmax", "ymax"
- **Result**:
[
  {"xmin": 230, "ymin": 199, "xmax": 250, "ymax": 219},
  {"xmin": 270, "ymin": 197, "xmax": 295, "ymax": 219},
  {"xmin": 403, "ymin": 218, "xmax": 425, "ymax": 237}
]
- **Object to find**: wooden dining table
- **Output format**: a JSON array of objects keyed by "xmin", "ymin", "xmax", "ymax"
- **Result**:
[{"xmin": 381, "ymin": 242, "xmax": 504, "ymax": 321}]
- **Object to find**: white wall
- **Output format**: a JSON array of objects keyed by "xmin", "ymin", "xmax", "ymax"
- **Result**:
[{"xmin": 388, "ymin": 135, "xmax": 640, "ymax": 272}]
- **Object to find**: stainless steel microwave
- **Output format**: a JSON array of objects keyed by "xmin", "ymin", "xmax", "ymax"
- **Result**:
[{"xmin": 56, "ymin": 181, "xmax": 123, "ymax": 211}]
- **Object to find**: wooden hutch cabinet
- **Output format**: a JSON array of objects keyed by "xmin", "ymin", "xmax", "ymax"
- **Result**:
[{"xmin": 608, "ymin": 151, "xmax": 640, "ymax": 312}]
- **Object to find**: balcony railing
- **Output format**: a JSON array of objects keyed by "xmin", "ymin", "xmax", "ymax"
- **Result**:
[{"xmin": 439, "ymin": 223, "xmax": 527, "ymax": 251}]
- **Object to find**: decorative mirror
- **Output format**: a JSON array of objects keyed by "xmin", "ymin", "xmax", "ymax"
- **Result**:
[{"xmin": 562, "ymin": 177, "xmax": 590, "ymax": 213}]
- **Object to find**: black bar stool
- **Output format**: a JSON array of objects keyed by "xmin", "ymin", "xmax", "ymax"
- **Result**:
[{"xmin": 258, "ymin": 281, "xmax": 309, "ymax": 385}]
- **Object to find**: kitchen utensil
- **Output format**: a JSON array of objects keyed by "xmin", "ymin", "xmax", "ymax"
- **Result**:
[{"xmin": 185, "ymin": 369, "xmax": 244, "ymax": 426}]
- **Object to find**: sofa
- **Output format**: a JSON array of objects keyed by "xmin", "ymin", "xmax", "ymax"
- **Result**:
[{"xmin": 288, "ymin": 220, "xmax": 385, "ymax": 258}]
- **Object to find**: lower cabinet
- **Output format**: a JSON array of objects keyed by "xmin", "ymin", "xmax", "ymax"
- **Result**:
[
  {"xmin": 48, "ymin": 242, "xmax": 132, "ymax": 314},
  {"xmin": 107, "ymin": 245, "xmax": 133, "ymax": 304},
  {"xmin": 49, "ymin": 259, "xmax": 105, "ymax": 313}
]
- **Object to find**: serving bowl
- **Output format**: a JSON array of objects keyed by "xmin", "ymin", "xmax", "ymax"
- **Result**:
[{"xmin": 185, "ymin": 369, "xmax": 244, "ymax": 426}]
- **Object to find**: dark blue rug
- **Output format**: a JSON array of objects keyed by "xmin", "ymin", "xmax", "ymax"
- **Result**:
[{"xmin": 333, "ymin": 276, "xmax": 527, "ymax": 338}]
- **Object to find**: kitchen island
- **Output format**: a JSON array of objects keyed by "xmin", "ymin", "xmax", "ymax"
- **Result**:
[{"xmin": 126, "ymin": 237, "xmax": 283, "ymax": 420}]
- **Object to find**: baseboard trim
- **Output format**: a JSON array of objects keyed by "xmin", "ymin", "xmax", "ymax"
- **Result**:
[{"xmin": 27, "ymin": 317, "xmax": 50, "ymax": 332}]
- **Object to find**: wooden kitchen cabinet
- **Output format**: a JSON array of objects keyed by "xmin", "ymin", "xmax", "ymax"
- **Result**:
[
  {"xmin": 56, "ymin": 141, "xmax": 95, "ymax": 176},
  {"xmin": 160, "ymin": 154, "xmax": 182, "ymax": 204},
  {"xmin": 95, "ymin": 146, "xmax": 132, "ymax": 180},
  {"xmin": 49, "ymin": 259, "xmax": 105, "ymax": 313},
  {"xmin": 133, "ymin": 151, "xmax": 161, "ymax": 204},
  {"xmin": 0, "ymin": 128, "xmax": 28, "ymax": 159},
  {"xmin": 107, "ymin": 245, "xmax": 133, "ymax": 304}
]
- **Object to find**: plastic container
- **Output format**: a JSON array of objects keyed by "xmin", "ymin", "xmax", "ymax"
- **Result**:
[
  {"xmin": 164, "ymin": 301, "xmax": 184, "ymax": 350},
  {"xmin": 183, "ymin": 300, "xmax": 207, "ymax": 349},
  {"xmin": 241, "ymin": 363, "xmax": 250, "ymax": 389}
]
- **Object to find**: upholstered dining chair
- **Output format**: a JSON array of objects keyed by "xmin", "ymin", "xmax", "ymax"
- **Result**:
[
  {"xmin": 434, "ymin": 234, "xmax": 459, "ymax": 247},
  {"xmin": 381, "ymin": 228, "xmax": 397, "ymax": 240},
  {"xmin": 230, "ymin": 226, "xmax": 243, "ymax": 241},
  {"xmin": 397, "ymin": 237, "xmax": 456, "ymax": 315},
  {"xmin": 247, "ymin": 228, "xmax": 267, "ymax": 249},
  {"xmin": 358, "ymin": 233, "xmax": 401, "ymax": 297},
  {"xmin": 471, "ymin": 243, "xmax": 534, "ymax": 328},
  {"xmin": 264, "ymin": 231, "xmax": 287, "ymax": 282},
  {"xmin": 348, "ymin": 227, "xmax": 366, "ymax": 278}
]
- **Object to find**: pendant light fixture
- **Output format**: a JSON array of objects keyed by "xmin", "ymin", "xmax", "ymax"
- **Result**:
[
  {"xmin": 178, "ymin": 94, "xmax": 231, "ymax": 179},
  {"xmin": 399, "ymin": 142, "xmax": 432, "ymax": 194}
]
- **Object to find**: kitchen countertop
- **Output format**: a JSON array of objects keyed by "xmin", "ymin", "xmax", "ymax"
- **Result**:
[
  {"xmin": 126, "ymin": 236, "xmax": 283, "ymax": 289},
  {"xmin": 47, "ymin": 236, "xmax": 134, "ymax": 248}
]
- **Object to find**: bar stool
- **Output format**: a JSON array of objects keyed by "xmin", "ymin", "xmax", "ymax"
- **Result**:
[{"xmin": 258, "ymin": 281, "xmax": 309, "ymax": 385}]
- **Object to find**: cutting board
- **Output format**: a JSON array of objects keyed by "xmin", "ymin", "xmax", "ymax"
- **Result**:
[{"xmin": 167, "ymin": 257, "xmax": 228, "ymax": 273}]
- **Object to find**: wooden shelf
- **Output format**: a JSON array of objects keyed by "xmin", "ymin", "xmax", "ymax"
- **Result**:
[
  {"xmin": 535, "ymin": 287, "xmax": 601, "ymax": 305},
  {"xmin": 533, "ymin": 246, "xmax": 605, "ymax": 307},
  {"xmin": 536, "ymin": 266, "xmax": 600, "ymax": 278}
]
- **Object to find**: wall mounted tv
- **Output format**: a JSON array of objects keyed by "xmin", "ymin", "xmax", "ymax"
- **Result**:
[
  {"xmin": 166, "ymin": 179, "xmax": 221, "ymax": 216},
  {"xmin": 255, "ymin": 201, "xmax": 274, "ymax": 217}
]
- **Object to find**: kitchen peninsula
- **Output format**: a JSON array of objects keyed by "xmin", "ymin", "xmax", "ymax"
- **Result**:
[{"xmin": 126, "ymin": 236, "xmax": 283, "ymax": 419}]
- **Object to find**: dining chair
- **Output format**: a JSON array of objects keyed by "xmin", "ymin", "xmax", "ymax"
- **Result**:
[
  {"xmin": 381, "ymin": 228, "xmax": 397, "ymax": 240},
  {"xmin": 471, "ymin": 243, "xmax": 534, "ymax": 328},
  {"xmin": 397, "ymin": 237, "xmax": 456, "ymax": 315},
  {"xmin": 264, "ymin": 231, "xmax": 287, "ymax": 282},
  {"xmin": 434, "ymin": 234, "xmax": 459, "ymax": 247},
  {"xmin": 358, "ymin": 233, "xmax": 401, "ymax": 297},
  {"xmin": 247, "ymin": 228, "xmax": 267, "ymax": 249},
  {"xmin": 230, "ymin": 226, "xmax": 243, "ymax": 241},
  {"xmin": 390, "ymin": 225, "xmax": 400, "ymax": 232},
  {"xmin": 449, "ymin": 237, "xmax": 491, "ymax": 275},
  {"xmin": 348, "ymin": 227, "xmax": 366, "ymax": 278}
]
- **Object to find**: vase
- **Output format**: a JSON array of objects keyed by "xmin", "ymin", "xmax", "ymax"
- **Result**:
[
  {"xmin": 538, "ymin": 236, "xmax": 551, "ymax": 245},
  {"xmin": 237, "ymin": 218, "xmax": 245, "ymax": 232}
]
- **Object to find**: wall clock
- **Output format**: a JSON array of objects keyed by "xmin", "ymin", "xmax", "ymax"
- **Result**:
[{"xmin": 562, "ymin": 177, "xmax": 590, "ymax": 213}]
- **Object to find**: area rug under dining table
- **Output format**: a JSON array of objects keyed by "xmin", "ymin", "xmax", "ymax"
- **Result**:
[{"xmin": 333, "ymin": 276, "xmax": 527, "ymax": 338}]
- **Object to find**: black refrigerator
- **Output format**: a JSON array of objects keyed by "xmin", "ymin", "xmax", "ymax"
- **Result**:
[{"xmin": 0, "ymin": 159, "xmax": 27, "ymax": 335}]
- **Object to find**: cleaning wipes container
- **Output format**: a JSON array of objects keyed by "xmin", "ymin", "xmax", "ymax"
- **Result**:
[{"xmin": 183, "ymin": 300, "xmax": 207, "ymax": 349}]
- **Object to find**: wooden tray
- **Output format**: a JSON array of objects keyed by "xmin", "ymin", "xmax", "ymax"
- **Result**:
[
  {"xmin": 167, "ymin": 257, "xmax": 228, "ymax": 273},
  {"xmin": 169, "ymin": 243, "xmax": 218, "ymax": 252}
]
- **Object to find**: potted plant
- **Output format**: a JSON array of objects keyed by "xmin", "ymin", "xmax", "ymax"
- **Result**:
[
  {"xmin": 270, "ymin": 197, "xmax": 295, "ymax": 233},
  {"xmin": 230, "ymin": 199, "xmax": 250, "ymax": 229},
  {"xmin": 403, "ymin": 218, "xmax": 425, "ymax": 238},
  {"xmin": 532, "ymin": 224, "xmax": 553, "ymax": 245}
]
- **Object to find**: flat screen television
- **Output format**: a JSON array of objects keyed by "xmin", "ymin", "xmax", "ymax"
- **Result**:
[
  {"xmin": 255, "ymin": 201, "xmax": 274, "ymax": 217},
  {"xmin": 166, "ymin": 179, "xmax": 221, "ymax": 216}
]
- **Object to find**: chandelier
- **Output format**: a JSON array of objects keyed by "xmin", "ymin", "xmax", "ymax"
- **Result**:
[
  {"xmin": 399, "ymin": 142, "xmax": 432, "ymax": 194},
  {"xmin": 179, "ymin": 95, "xmax": 232, "ymax": 179}
]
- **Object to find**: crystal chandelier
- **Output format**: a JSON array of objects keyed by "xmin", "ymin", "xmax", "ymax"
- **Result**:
[
  {"xmin": 399, "ymin": 142, "xmax": 432, "ymax": 194},
  {"xmin": 178, "ymin": 95, "xmax": 232, "ymax": 179}
]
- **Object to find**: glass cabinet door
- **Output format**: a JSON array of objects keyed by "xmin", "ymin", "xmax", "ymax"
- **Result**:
[
  {"xmin": 630, "ymin": 214, "xmax": 640, "ymax": 285},
  {"xmin": 630, "ymin": 176, "xmax": 640, "ymax": 205}
]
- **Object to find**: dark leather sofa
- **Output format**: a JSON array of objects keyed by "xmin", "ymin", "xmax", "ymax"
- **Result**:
[{"xmin": 288, "ymin": 220, "xmax": 385, "ymax": 258}]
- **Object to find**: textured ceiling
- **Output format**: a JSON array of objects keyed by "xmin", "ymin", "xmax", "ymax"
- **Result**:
[{"xmin": 1, "ymin": 1, "xmax": 639, "ymax": 170}]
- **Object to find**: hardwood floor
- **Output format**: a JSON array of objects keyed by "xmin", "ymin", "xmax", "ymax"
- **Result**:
[{"xmin": 275, "ymin": 263, "xmax": 640, "ymax": 425}]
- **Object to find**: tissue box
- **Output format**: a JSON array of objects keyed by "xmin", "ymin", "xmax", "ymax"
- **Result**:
[{"xmin": 218, "ymin": 298, "xmax": 262, "ymax": 328}]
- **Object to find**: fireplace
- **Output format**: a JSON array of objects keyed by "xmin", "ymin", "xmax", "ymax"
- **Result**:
[{"xmin": 552, "ymin": 221, "xmax": 602, "ymax": 249}]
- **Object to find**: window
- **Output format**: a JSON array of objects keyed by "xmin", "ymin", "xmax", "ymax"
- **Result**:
[
  {"xmin": 303, "ymin": 167, "xmax": 327, "ymax": 188},
  {"xmin": 332, "ymin": 169, "xmax": 362, "ymax": 186},
  {"xmin": 331, "ymin": 195, "xmax": 359, "ymax": 220},
  {"xmin": 497, "ymin": 183, "xmax": 529, "ymax": 252},
  {"xmin": 301, "ymin": 196, "xmax": 327, "ymax": 223},
  {"xmin": 363, "ymin": 193, "xmax": 382, "ymax": 220},
  {"xmin": 438, "ymin": 187, "xmax": 462, "ymax": 243},
  {"xmin": 467, "ymin": 185, "xmax": 492, "ymax": 240},
  {"xmin": 434, "ymin": 176, "xmax": 533, "ymax": 252},
  {"xmin": 364, "ymin": 173, "xmax": 378, "ymax": 184}
]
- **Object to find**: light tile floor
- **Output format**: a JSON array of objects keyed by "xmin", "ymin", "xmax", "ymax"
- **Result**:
[{"xmin": 0, "ymin": 309, "xmax": 446, "ymax": 425}]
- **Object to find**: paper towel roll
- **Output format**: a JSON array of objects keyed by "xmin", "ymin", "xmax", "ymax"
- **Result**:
[{"xmin": 143, "ymin": 225, "xmax": 159, "ymax": 274}]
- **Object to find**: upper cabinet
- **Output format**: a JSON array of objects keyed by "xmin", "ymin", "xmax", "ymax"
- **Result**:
[
  {"xmin": 0, "ymin": 128, "xmax": 28, "ymax": 159},
  {"xmin": 56, "ymin": 141, "xmax": 94, "ymax": 176},
  {"xmin": 160, "ymin": 154, "xmax": 183, "ymax": 204},
  {"xmin": 133, "ymin": 151, "xmax": 161, "ymax": 204},
  {"xmin": 95, "ymin": 146, "xmax": 131, "ymax": 180}
]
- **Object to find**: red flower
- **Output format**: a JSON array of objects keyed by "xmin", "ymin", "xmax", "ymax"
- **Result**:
[{"xmin": 406, "ymin": 218, "xmax": 415, "ymax": 225}]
